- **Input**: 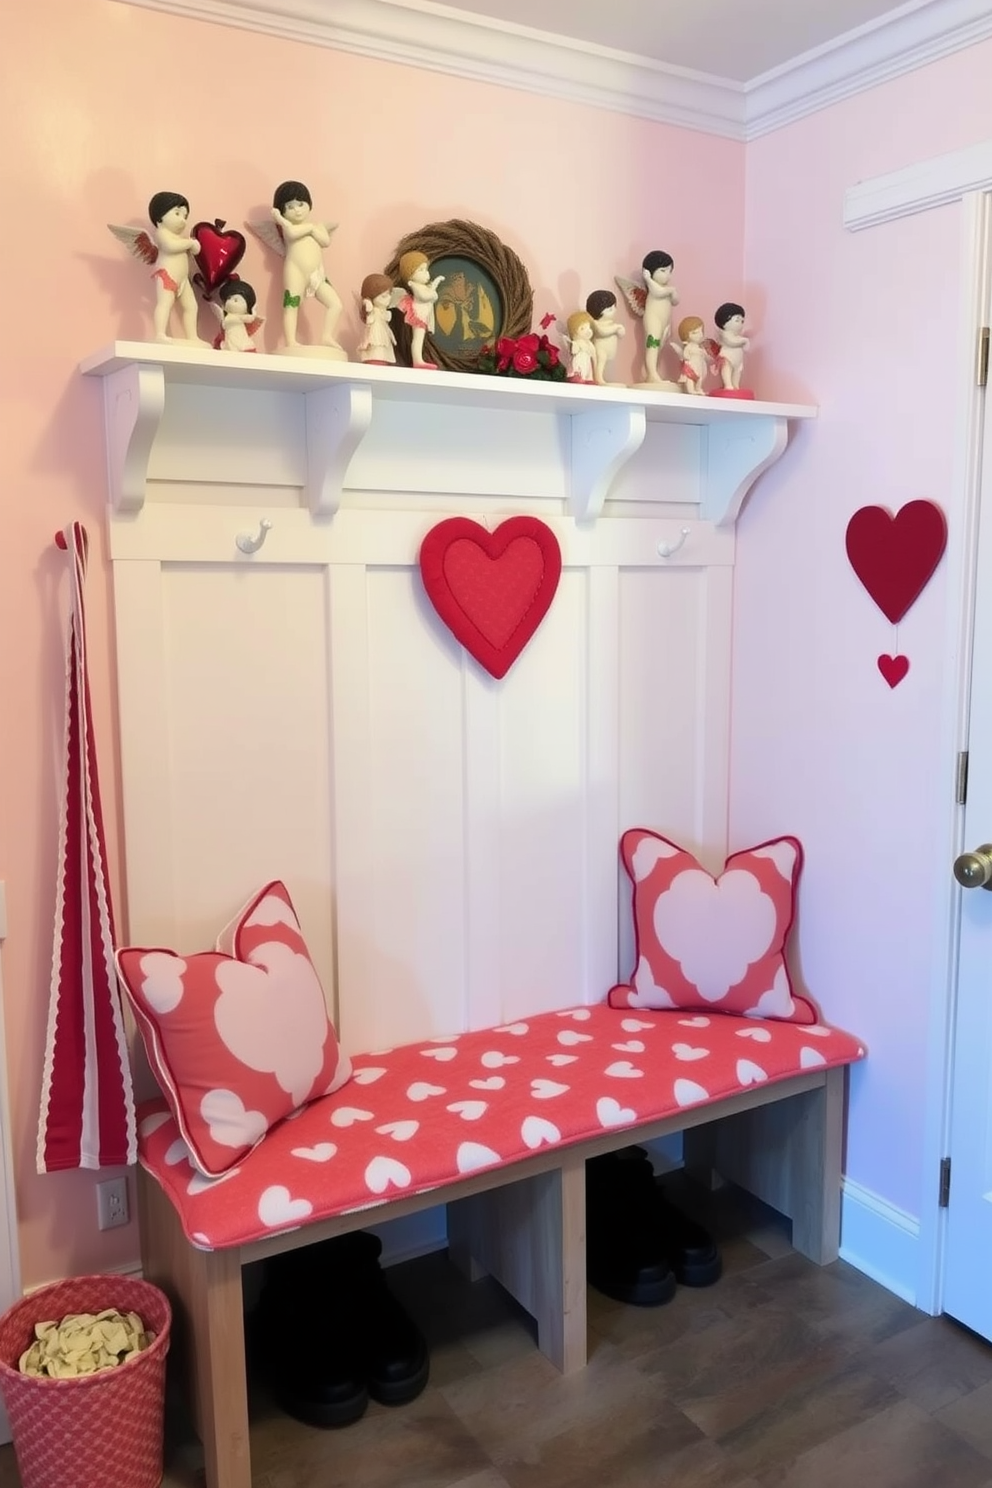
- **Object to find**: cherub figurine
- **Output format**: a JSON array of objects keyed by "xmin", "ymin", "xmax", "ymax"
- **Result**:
[
  {"xmin": 674, "ymin": 316, "xmax": 712, "ymax": 396},
  {"xmin": 210, "ymin": 280, "xmax": 264, "ymax": 353},
  {"xmin": 711, "ymin": 302, "xmax": 753, "ymax": 397},
  {"xmin": 107, "ymin": 191, "xmax": 205, "ymax": 344},
  {"xmin": 397, "ymin": 251, "xmax": 445, "ymax": 370},
  {"xmin": 615, "ymin": 251, "xmax": 680, "ymax": 386},
  {"xmin": 585, "ymin": 290, "xmax": 625, "ymax": 386},
  {"xmin": 564, "ymin": 310, "xmax": 596, "ymax": 384},
  {"xmin": 248, "ymin": 181, "xmax": 345, "ymax": 358},
  {"xmin": 356, "ymin": 273, "xmax": 399, "ymax": 365}
]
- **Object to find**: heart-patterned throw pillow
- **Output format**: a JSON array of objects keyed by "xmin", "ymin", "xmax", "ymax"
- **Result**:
[
  {"xmin": 116, "ymin": 882, "xmax": 351, "ymax": 1176},
  {"xmin": 608, "ymin": 830, "xmax": 816, "ymax": 1024}
]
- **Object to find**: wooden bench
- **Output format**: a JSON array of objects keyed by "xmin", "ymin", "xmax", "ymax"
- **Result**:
[{"xmin": 136, "ymin": 1004, "xmax": 862, "ymax": 1488}]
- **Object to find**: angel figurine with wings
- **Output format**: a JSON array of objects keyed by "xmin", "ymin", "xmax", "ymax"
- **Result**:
[
  {"xmin": 615, "ymin": 250, "xmax": 680, "ymax": 386},
  {"xmin": 107, "ymin": 191, "xmax": 204, "ymax": 344},
  {"xmin": 355, "ymin": 273, "xmax": 402, "ymax": 365},
  {"xmin": 249, "ymin": 181, "xmax": 345, "ymax": 357},
  {"xmin": 209, "ymin": 280, "xmax": 264, "ymax": 354}
]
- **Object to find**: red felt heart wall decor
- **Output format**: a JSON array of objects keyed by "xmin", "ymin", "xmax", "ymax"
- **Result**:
[
  {"xmin": 845, "ymin": 500, "xmax": 947, "ymax": 623},
  {"xmin": 419, "ymin": 517, "xmax": 562, "ymax": 679}
]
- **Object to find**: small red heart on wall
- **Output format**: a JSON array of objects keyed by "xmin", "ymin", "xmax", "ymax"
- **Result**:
[
  {"xmin": 877, "ymin": 654, "xmax": 909, "ymax": 688},
  {"xmin": 419, "ymin": 516, "xmax": 562, "ymax": 679},
  {"xmin": 845, "ymin": 500, "xmax": 946, "ymax": 623}
]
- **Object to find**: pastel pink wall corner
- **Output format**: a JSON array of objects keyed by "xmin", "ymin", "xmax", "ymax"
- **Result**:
[
  {"xmin": 734, "ymin": 40, "xmax": 992, "ymax": 1220},
  {"xmin": 0, "ymin": 0, "xmax": 744, "ymax": 1286}
]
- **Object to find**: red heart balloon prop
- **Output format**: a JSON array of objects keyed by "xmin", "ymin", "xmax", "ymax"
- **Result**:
[
  {"xmin": 877, "ymin": 654, "xmax": 909, "ymax": 688},
  {"xmin": 192, "ymin": 218, "xmax": 246, "ymax": 299},
  {"xmin": 419, "ymin": 516, "xmax": 562, "ymax": 679},
  {"xmin": 845, "ymin": 500, "xmax": 946, "ymax": 624}
]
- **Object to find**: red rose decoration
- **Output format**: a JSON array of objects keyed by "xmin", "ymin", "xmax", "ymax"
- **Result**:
[{"xmin": 513, "ymin": 348, "xmax": 539, "ymax": 374}]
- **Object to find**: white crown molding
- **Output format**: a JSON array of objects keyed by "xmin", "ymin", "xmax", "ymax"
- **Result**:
[
  {"xmin": 845, "ymin": 136, "xmax": 992, "ymax": 230},
  {"xmin": 111, "ymin": 0, "xmax": 746, "ymax": 138},
  {"xmin": 744, "ymin": 0, "xmax": 992, "ymax": 140},
  {"xmin": 113, "ymin": 0, "xmax": 992, "ymax": 143}
]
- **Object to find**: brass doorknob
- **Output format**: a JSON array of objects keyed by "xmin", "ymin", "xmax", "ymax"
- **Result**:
[{"xmin": 954, "ymin": 845, "xmax": 992, "ymax": 889}]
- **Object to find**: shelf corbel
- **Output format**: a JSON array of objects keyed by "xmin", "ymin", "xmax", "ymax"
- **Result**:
[
  {"xmin": 701, "ymin": 415, "xmax": 790, "ymax": 527},
  {"xmin": 568, "ymin": 405, "xmax": 647, "ymax": 522},
  {"xmin": 101, "ymin": 362, "xmax": 166, "ymax": 513},
  {"xmin": 304, "ymin": 383, "xmax": 374, "ymax": 518}
]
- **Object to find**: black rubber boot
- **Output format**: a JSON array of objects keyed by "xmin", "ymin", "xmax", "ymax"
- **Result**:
[
  {"xmin": 256, "ymin": 1244, "xmax": 369, "ymax": 1429},
  {"xmin": 586, "ymin": 1152, "xmax": 677, "ymax": 1306},
  {"xmin": 339, "ymin": 1232, "xmax": 430, "ymax": 1406},
  {"xmin": 620, "ymin": 1149, "xmax": 723, "ymax": 1287}
]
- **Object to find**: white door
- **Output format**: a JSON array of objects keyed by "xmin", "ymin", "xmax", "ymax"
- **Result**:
[{"xmin": 943, "ymin": 215, "xmax": 992, "ymax": 1338}]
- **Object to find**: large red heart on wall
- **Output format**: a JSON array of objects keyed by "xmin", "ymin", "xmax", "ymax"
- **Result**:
[
  {"xmin": 845, "ymin": 500, "xmax": 947, "ymax": 624},
  {"xmin": 419, "ymin": 516, "xmax": 562, "ymax": 679}
]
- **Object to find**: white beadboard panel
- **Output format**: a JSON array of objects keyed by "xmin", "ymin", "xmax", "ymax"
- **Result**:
[
  {"xmin": 615, "ymin": 564, "xmax": 732, "ymax": 982},
  {"xmin": 334, "ymin": 565, "xmax": 470, "ymax": 1053},
  {"xmin": 140, "ymin": 563, "xmax": 337, "ymax": 1009},
  {"xmin": 496, "ymin": 567, "xmax": 589, "ymax": 1021},
  {"xmin": 346, "ymin": 400, "xmax": 568, "ymax": 502}
]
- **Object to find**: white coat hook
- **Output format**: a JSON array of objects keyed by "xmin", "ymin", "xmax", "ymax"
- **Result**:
[
  {"xmin": 658, "ymin": 526, "xmax": 690, "ymax": 559},
  {"xmin": 236, "ymin": 518, "xmax": 272, "ymax": 555}
]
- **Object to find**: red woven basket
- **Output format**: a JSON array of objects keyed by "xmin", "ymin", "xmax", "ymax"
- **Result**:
[{"xmin": 0, "ymin": 1274, "xmax": 171, "ymax": 1488}]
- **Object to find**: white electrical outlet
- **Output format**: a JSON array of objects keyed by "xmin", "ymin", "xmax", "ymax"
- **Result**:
[{"xmin": 96, "ymin": 1177, "xmax": 130, "ymax": 1230}]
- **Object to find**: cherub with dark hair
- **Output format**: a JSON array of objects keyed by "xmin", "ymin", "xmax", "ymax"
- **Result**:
[
  {"xmin": 108, "ymin": 191, "xmax": 204, "ymax": 344},
  {"xmin": 248, "ymin": 181, "xmax": 343, "ymax": 354},
  {"xmin": 615, "ymin": 249, "xmax": 681, "ymax": 384},
  {"xmin": 585, "ymin": 288, "xmax": 626, "ymax": 385},
  {"xmin": 713, "ymin": 301, "xmax": 749, "ymax": 392},
  {"xmin": 210, "ymin": 279, "xmax": 264, "ymax": 353}
]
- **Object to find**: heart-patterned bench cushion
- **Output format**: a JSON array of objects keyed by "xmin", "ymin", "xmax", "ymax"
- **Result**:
[{"xmin": 138, "ymin": 1003, "xmax": 864, "ymax": 1251}]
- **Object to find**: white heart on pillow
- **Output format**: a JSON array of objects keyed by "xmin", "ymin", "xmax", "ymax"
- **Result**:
[
  {"xmin": 137, "ymin": 952, "xmax": 187, "ymax": 1015},
  {"xmin": 200, "ymin": 1087, "xmax": 268, "ymax": 1150},
  {"xmin": 447, "ymin": 1100, "xmax": 488, "ymax": 1121},
  {"xmin": 671, "ymin": 1044, "xmax": 709, "ymax": 1063},
  {"xmin": 330, "ymin": 1106, "xmax": 374, "ymax": 1128},
  {"xmin": 214, "ymin": 942, "xmax": 329, "ymax": 1106},
  {"xmin": 406, "ymin": 1082, "xmax": 446, "ymax": 1102},
  {"xmin": 736, "ymin": 1059, "xmax": 768, "ymax": 1086},
  {"xmin": 653, "ymin": 868, "xmax": 776, "ymax": 999},
  {"xmin": 605, "ymin": 1061, "xmax": 643, "ymax": 1079},
  {"xmin": 376, "ymin": 1120, "xmax": 419, "ymax": 1142}
]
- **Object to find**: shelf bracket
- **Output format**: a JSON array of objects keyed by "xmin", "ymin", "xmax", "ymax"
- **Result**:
[
  {"xmin": 568, "ymin": 405, "xmax": 647, "ymax": 523},
  {"xmin": 304, "ymin": 383, "xmax": 374, "ymax": 518},
  {"xmin": 701, "ymin": 415, "xmax": 790, "ymax": 526},
  {"xmin": 102, "ymin": 362, "xmax": 166, "ymax": 514}
]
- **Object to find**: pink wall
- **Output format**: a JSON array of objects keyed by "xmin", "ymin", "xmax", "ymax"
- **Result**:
[
  {"xmin": 734, "ymin": 41, "xmax": 992, "ymax": 1216},
  {"xmin": 0, "ymin": 0, "xmax": 743, "ymax": 1285}
]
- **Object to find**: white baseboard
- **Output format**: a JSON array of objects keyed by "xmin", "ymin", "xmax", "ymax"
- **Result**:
[
  {"xmin": 839, "ymin": 1177, "xmax": 920, "ymax": 1305},
  {"xmin": 24, "ymin": 1259, "xmax": 145, "ymax": 1296}
]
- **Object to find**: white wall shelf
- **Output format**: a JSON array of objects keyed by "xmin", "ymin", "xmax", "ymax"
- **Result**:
[{"xmin": 81, "ymin": 341, "xmax": 816, "ymax": 526}]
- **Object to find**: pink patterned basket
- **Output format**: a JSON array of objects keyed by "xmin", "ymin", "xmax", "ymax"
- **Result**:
[{"xmin": 0, "ymin": 1274, "xmax": 171, "ymax": 1488}]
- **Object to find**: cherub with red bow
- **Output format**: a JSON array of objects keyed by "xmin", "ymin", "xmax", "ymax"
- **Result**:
[{"xmin": 108, "ymin": 192, "xmax": 205, "ymax": 344}]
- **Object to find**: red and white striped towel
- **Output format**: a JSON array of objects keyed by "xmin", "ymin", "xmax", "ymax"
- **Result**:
[{"xmin": 37, "ymin": 522, "xmax": 136, "ymax": 1172}]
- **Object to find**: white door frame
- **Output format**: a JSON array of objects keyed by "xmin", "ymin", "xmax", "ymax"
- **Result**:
[{"xmin": 844, "ymin": 146, "xmax": 992, "ymax": 1313}]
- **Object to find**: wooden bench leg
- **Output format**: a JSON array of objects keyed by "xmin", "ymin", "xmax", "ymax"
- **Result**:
[
  {"xmin": 138, "ymin": 1170, "xmax": 251, "ymax": 1488},
  {"xmin": 682, "ymin": 1067, "xmax": 845, "ymax": 1264},
  {"xmin": 448, "ymin": 1150, "xmax": 587, "ymax": 1373}
]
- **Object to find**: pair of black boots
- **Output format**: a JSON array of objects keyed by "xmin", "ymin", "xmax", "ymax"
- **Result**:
[
  {"xmin": 587, "ymin": 1148, "xmax": 722, "ymax": 1306},
  {"xmin": 255, "ymin": 1231, "xmax": 429, "ymax": 1428}
]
